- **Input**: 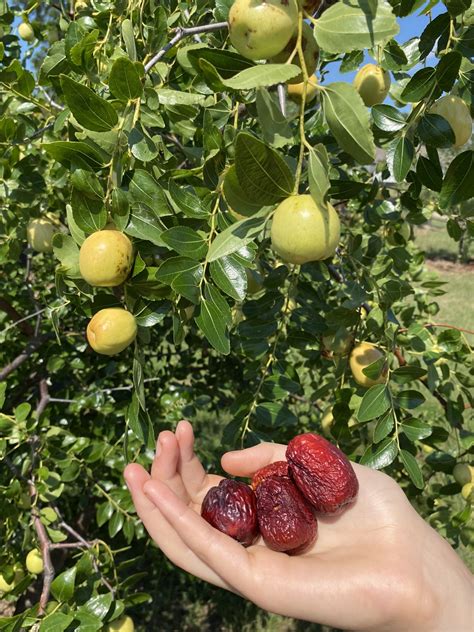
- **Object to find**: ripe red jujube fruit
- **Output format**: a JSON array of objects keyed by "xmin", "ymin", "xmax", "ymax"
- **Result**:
[
  {"xmin": 201, "ymin": 479, "xmax": 259, "ymax": 547},
  {"xmin": 286, "ymin": 433, "xmax": 359, "ymax": 514},
  {"xmin": 251, "ymin": 461, "xmax": 289, "ymax": 490},
  {"xmin": 255, "ymin": 476, "xmax": 317, "ymax": 554}
]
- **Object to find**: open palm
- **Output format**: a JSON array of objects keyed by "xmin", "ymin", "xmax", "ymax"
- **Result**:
[{"xmin": 124, "ymin": 420, "xmax": 472, "ymax": 631}]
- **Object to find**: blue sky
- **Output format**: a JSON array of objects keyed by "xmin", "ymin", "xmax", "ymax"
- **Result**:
[{"xmin": 326, "ymin": 2, "xmax": 445, "ymax": 83}]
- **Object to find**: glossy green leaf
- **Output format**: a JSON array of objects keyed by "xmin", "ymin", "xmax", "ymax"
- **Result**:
[
  {"xmin": 439, "ymin": 151, "xmax": 474, "ymax": 210},
  {"xmin": 308, "ymin": 145, "xmax": 330, "ymax": 206},
  {"xmin": 60, "ymin": 75, "xmax": 118, "ymax": 132},
  {"xmin": 235, "ymin": 132, "xmax": 294, "ymax": 204},
  {"xmin": 195, "ymin": 286, "xmax": 230, "ymax": 354},
  {"xmin": 360, "ymin": 437, "xmax": 398, "ymax": 469},
  {"xmin": 109, "ymin": 57, "xmax": 143, "ymax": 100},
  {"xmin": 207, "ymin": 214, "xmax": 267, "ymax": 262},
  {"xmin": 314, "ymin": 0, "xmax": 399, "ymax": 53},
  {"xmin": 223, "ymin": 165, "xmax": 264, "ymax": 217},
  {"xmin": 255, "ymin": 88, "xmax": 293, "ymax": 148},
  {"xmin": 39, "ymin": 612, "xmax": 74, "ymax": 632},
  {"xmin": 417, "ymin": 113, "xmax": 455, "ymax": 148},
  {"xmin": 322, "ymin": 82, "xmax": 376, "ymax": 164},
  {"xmin": 396, "ymin": 390, "xmax": 426, "ymax": 409},
  {"xmin": 373, "ymin": 410, "xmax": 394, "ymax": 443},
  {"xmin": 42, "ymin": 142, "xmax": 105, "ymax": 171},
  {"xmin": 210, "ymin": 255, "xmax": 247, "ymax": 301},
  {"xmin": 400, "ymin": 67, "xmax": 436, "ymax": 102},
  {"xmin": 386, "ymin": 136, "xmax": 414, "ymax": 182},
  {"xmin": 222, "ymin": 63, "xmax": 300, "ymax": 90},
  {"xmin": 400, "ymin": 419, "xmax": 432, "ymax": 441},
  {"xmin": 357, "ymin": 384, "xmax": 391, "ymax": 422},
  {"xmin": 161, "ymin": 227, "xmax": 207, "ymax": 260},
  {"xmin": 50, "ymin": 567, "xmax": 77, "ymax": 602},
  {"xmin": 372, "ymin": 104, "xmax": 406, "ymax": 132},
  {"xmin": 400, "ymin": 449, "xmax": 424, "ymax": 489}
]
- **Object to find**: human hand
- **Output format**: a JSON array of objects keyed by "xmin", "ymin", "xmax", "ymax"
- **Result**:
[{"xmin": 124, "ymin": 421, "xmax": 473, "ymax": 631}]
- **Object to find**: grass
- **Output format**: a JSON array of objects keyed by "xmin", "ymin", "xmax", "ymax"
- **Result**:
[{"xmin": 415, "ymin": 220, "xmax": 474, "ymax": 341}]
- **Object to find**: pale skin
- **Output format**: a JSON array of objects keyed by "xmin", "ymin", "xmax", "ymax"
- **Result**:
[{"xmin": 124, "ymin": 420, "xmax": 473, "ymax": 632}]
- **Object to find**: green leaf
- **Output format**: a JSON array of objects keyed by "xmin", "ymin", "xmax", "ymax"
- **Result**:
[
  {"xmin": 127, "ymin": 394, "xmax": 155, "ymax": 449},
  {"xmin": 210, "ymin": 255, "xmax": 247, "ymax": 301},
  {"xmin": 128, "ymin": 123, "xmax": 159, "ymax": 161},
  {"xmin": 255, "ymin": 88, "xmax": 293, "ymax": 149},
  {"xmin": 39, "ymin": 612, "xmax": 74, "ymax": 632},
  {"xmin": 60, "ymin": 75, "xmax": 118, "ymax": 132},
  {"xmin": 50, "ymin": 567, "xmax": 77, "ymax": 602},
  {"xmin": 372, "ymin": 104, "xmax": 406, "ymax": 132},
  {"xmin": 71, "ymin": 169, "xmax": 104, "ymax": 199},
  {"xmin": 42, "ymin": 141, "xmax": 105, "ymax": 171},
  {"xmin": 308, "ymin": 145, "xmax": 330, "ymax": 206},
  {"xmin": 167, "ymin": 181, "xmax": 209, "ymax": 219},
  {"xmin": 435, "ymin": 51, "xmax": 462, "ymax": 92},
  {"xmin": 221, "ymin": 63, "xmax": 300, "ymax": 90},
  {"xmin": 360, "ymin": 437, "xmax": 398, "ymax": 469},
  {"xmin": 314, "ymin": 0, "xmax": 399, "ymax": 54},
  {"xmin": 195, "ymin": 286, "xmax": 230, "ymax": 354},
  {"xmin": 70, "ymin": 189, "xmax": 107, "ymax": 233},
  {"xmin": 128, "ymin": 169, "xmax": 170, "ymax": 215},
  {"xmin": 400, "ymin": 67, "xmax": 436, "ymax": 102},
  {"xmin": 321, "ymin": 82, "xmax": 376, "ymax": 165},
  {"xmin": 223, "ymin": 165, "xmax": 264, "ymax": 217},
  {"xmin": 401, "ymin": 419, "xmax": 432, "ymax": 442},
  {"xmin": 83, "ymin": 593, "xmax": 114, "ymax": 620},
  {"xmin": 417, "ymin": 113, "xmax": 455, "ymax": 148},
  {"xmin": 381, "ymin": 39, "xmax": 408, "ymax": 71},
  {"xmin": 109, "ymin": 57, "xmax": 143, "ymax": 100},
  {"xmin": 357, "ymin": 384, "xmax": 391, "ymax": 422},
  {"xmin": 207, "ymin": 214, "xmax": 267, "ymax": 262},
  {"xmin": 416, "ymin": 155, "xmax": 443, "ymax": 192},
  {"xmin": 234, "ymin": 132, "xmax": 294, "ymax": 204},
  {"xmin": 386, "ymin": 136, "xmax": 414, "ymax": 182},
  {"xmin": 121, "ymin": 18, "xmax": 137, "ymax": 61},
  {"xmin": 52, "ymin": 234, "xmax": 81, "ymax": 277},
  {"xmin": 125, "ymin": 204, "xmax": 166, "ymax": 246},
  {"xmin": 373, "ymin": 410, "xmax": 394, "ymax": 443},
  {"xmin": 161, "ymin": 227, "xmax": 207, "ymax": 260},
  {"xmin": 444, "ymin": 0, "xmax": 471, "ymax": 17},
  {"xmin": 255, "ymin": 402, "xmax": 298, "ymax": 428},
  {"xmin": 391, "ymin": 366, "xmax": 427, "ymax": 383},
  {"xmin": 439, "ymin": 151, "xmax": 474, "ymax": 210},
  {"xmin": 396, "ymin": 390, "xmax": 426, "ymax": 409},
  {"xmin": 399, "ymin": 449, "xmax": 424, "ymax": 489}
]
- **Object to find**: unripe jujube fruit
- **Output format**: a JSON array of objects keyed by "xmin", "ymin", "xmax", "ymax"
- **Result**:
[
  {"xmin": 26, "ymin": 549, "xmax": 43, "ymax": 575},
  {"xmin": 322, "ymin": 330, "xmax": 354, "ymax": 357},
  {"xmin": 86, "ymin": 308, "xmax": 137, "ymax": 356},
  {"xmin": 229, "ymin": 0, "xmax": 298, "ymax": 60},
  {"xmin": 349, "ymin": 342, "xmax": 387, "ymax": 388},
  {"xmin": 287, "ymin": 76, "xmax": 318, "ymax": 103},
  {"xmin": 27, "ymin": 218, "xmax": 56, "ymax": 253},
  {"xmin": 453, "ymin": 463, "xmax": 474, "ymax": 486},
  {"xmin": 271, "ymin": 21, "xmax": 319, "ymax": 84},
  {"xmin": 286, "ymin": 433, "xmax": 359, "ymax": 514},
  {"xmin": 79, "ymin": 230, "xmax": 133, "ymax": 286},
  {"xmin": 429, "ymin": 95, "xmax": 472, "ymax": 147},
  {"xmin": 201, "ymin": 479, "xmax": 259, "ymax": 547},
  {"xmin": 0, "ymin": 565, "xmax": 24, "ymax": 593},
  {"xmin": 353, "ymin": 64, "xmax": 391, "ymax": 107},
  {"xmin": 106, "ymin": 616, "xmax": 135, "ymax": 632},
  {"xmin": 271, "ymin": 194, "xmax": 340, "ymax": 264},
  {"xmin": 18, "ymin": 22, "xmax": 35, "ymax": 41}
]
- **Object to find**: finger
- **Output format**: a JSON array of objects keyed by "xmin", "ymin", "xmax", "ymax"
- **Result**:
[
  {"xmin": 151, "ymin": 431, "xmax": 189, "ymax": 501},
  {"xmin": 143, "ymin": 478, "xmax": 254, "ymax": 596},
  {"xmin": 125, "ymin": 464, "xmax": 227, "ymax": 589},
  {"xmin": 221, "ymin": 442, "xmax": 287, "ymax": 478},
  {"xmin": 175, "ymin": 420, "xmax": 209, "ymax": 500}
]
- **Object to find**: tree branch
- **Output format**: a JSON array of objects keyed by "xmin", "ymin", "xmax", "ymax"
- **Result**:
[
  {"xmin": 144, "ymin": 22, "xmax": 228, "ymax": 72},
  {"xmin": 0, "ymin": 336, "xmax": 49, "ymax": 382},
  {"xmin": 0, "ymin": 298, "xmax": 35, "ymax": 336}
]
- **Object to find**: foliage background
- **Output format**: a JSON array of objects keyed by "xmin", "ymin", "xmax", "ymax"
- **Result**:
[{"xmin": 0, "ymin": 0, "xmax": 473, "ymax": 630}]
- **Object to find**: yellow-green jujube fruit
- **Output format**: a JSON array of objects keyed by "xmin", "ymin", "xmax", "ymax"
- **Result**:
[
  {"xmin": 461, "ymin": 482, "xmax": 474, "ymax": 502},
  {"xmin": 271, "ymin": 22, "xmax": 319, "ymax": 84},
  {"xmin": 0, "ymin": 565, "xmax": 24, "ymax": 593},
  {"xmin": 429, "ymin": 95, "xmax": 472, "ymax": 147},
  {"xmin": 321, "ymin": 408, "xmax": 334, "ymax": 436},
  {"xmin": 18, "ymin": 22, "xmax": 35, "ymax": 41},
  {"xmin": 228, "ymin": 0, "xmax": 298, "ymax": 61},
  {"xmin": 86, "ymin": 308, "xmax": 137, "ymax": 356},
  {"xmin": 353, "ymin": 64, "xmax": 391, "ymax": 107},
  {"xmin": 270, "ymin": 194, "xmax": 340, "ymax": 264},
  {"xmin": 453, "ymin": 463, "xmax": 474, "ymax": 486},
  {"xmin": 27, "ymin": 218, "xmax": 56, "ymax": 253},
  {"xmin": 79, "ymin": 230, "xmax": 134, "ymax": 287},
  {"xmin": 287, "ymin": 76, "xmax": 318, "ymax": 103},
  {"xmin": 106, "ymin": 615, "xmax": 135, "ymax": 632},
  {"xmin": 349, "ymin": 342, "xmax": 387, "ymax": 388},
  {"xmin": 26, "ymin": 549, "xmax": 44, "ymax": 575}
]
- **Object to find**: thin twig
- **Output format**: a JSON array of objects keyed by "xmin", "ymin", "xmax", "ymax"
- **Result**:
[{"xmin": 144, "ymin": 22, "xmax": 228, "ymax": 72}]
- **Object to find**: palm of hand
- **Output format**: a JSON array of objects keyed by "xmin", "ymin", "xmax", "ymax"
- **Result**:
[{"xmin": 124, "ymin": 422, "xmax": 438, "ymax": 631}]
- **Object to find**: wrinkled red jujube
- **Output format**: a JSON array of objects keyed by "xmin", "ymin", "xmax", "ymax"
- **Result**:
[
  {"xmin": 251, "ymin": 461, "xmax": 289, "ymax": 490},
  {"xmin": 201, "ymin": 479, "xmax": 259, "ymax": 547},
  {"xmin": 286, "ymin": 433, "xmax": 359, "ymax": 515},
  {"xmin": 255, "ymin": 475, "xmax": 317, "ymax": 554}
]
